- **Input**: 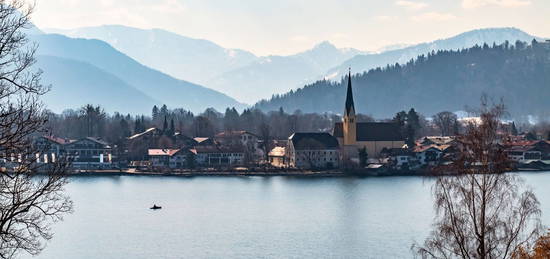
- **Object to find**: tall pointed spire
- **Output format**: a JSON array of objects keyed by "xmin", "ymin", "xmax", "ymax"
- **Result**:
[{"xmin": 344, "ymin": 68, "xmax": 355, "ymax": 116}]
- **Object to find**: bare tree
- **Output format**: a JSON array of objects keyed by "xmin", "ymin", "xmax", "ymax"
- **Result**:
[
  {"xmin": 258, "ymin": 121, "xmax": 271, "ymax": 163},
  {"xmin": 414, "ymin": 99, "xmax": 542, "ymax": 259},
  {"xmin": 0, "ymin": 1, "xmax": 72, "ymax": 258},
  {"xmin": 433, "ymin": 111, "xmax": 458, "ymax": 136}
]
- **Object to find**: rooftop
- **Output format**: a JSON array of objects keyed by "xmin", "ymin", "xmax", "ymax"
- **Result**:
[{"xmin": 333, "ymin": 122, "xmax": 404, "ymax": 141}]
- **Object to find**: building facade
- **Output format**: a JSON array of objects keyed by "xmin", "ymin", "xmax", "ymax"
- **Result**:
[
  {"xmin": 333, "ymin": 72, "xmax": 405, "ymax": 160},
  {"xmin": 286, "ymin": 133, "xmax": 340, "ymax": 169}
]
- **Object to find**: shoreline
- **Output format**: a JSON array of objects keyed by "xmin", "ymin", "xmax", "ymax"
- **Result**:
[{"xmin": 65, "ymin": 168, "xmax": 549, "ymax": 178}]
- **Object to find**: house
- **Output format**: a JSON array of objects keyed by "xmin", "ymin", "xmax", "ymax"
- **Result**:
[
  {"xmin": 413, "ymin": 144, "xmax": 451, "ymax": 166},
  {"xmin": 381, "ymin": 148, "xmax": 416, "ymax": 170},
  {"xmin": 34, "ymin": 136, "xmax": 74, "ymax": 162},
  {"xmin": 506, "ymin": 146, "xmax": 542, "ymax": 162},
  {"xmin": 194, "ymin": 137, "xmax": 215, "ymax": 146},
  {"xmin": 192, "ymin": 145, "xmax": 245, "ymax": 167},
  {"xmin": 148, "ymin": 149, "xmax": 192, "ymax": 169},
  {"xmin": 215, "ymin": 131, "xmax": 259, "ymax": 149},
  {"xmin": 127, "ymin": 128, "xmax": 196, "ymax": 161},
  {"xmin": 333, "ymin": 72, "xmax": 405, "ymax": 159},
  {"xmin": 215, "ymin": 131, "xmax": 262, "ymax": 159},
  {"xmin": 268, "ymin": 146, "xmax": 286, "ymax": 167},
  {"xmin": 64, "ymin": 137, "xmax": 113, "ymax": 169},
  {"xmin": 286, "ymin": 132, "xmax": 340, "ymax": 169},
  {"xmin": 418, "ymin": 136, "xmax": 456, "ymax": 146}
]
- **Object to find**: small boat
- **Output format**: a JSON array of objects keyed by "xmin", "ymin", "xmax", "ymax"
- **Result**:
[{"xmin": 150, "ymin": 204, "xmax": 162, "ymax": 210}]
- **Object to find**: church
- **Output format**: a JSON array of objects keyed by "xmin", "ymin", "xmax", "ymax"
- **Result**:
[{"xmin": 333, "ymin": 72, "xmax": 405, "ymax": 159}]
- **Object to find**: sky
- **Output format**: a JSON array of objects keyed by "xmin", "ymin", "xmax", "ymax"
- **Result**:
[{"xmin": 31, "ymin": 0, "xmax": 550, "ymax": 56}]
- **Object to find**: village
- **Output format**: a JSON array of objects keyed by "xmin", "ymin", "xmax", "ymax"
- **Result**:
[{"xmin": 28, "ymin": 75, "xmax": 550, "ymax": 175}]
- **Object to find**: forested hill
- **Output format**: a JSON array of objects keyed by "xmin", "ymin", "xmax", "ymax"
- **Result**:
[{"xmin": 254, "ymin": 41, "xmax": 550, "ymax": 119}]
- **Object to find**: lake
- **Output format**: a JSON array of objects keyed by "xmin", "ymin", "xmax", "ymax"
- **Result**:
[{"xmin": 27, "ymin": 172, "xmax": 550, "ymax": 259}]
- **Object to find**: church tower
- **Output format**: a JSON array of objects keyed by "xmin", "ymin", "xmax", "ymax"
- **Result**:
[{"xmin": 343, "ymin": 70, "xmax": 356, "ymax": 146}]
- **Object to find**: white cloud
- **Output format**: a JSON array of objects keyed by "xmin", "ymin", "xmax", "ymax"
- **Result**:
[
  {"xmin": 372, "ymin": 15, "xmax": 398, "ymax": 22},
  {"xmin": 395, "ymin": 1, "xmax": 429, "ymax": 10},
  {"xmin": 290, "ymin": 35, "xmax": 310, "ymax": 43},
  {"xmin": 411, "ymin": 12, "xmax": 457, "ymax": 22},
  {"xmin": 462, "ymin": 0, "xmax": 532, "ymax": 9}
]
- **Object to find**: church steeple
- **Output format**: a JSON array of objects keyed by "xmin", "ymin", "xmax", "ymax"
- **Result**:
[
  {"xmin": 344, "ymin": 69, "xmax": 355, "ymax": 116},
  {"xmin": 343, "ymin": 68, "xmax": 357, "ymax": 146}
]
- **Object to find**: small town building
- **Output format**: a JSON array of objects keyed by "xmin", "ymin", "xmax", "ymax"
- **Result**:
[
  {"xmin": 381, "ymin": 148, "xmax": 416, "ymax": 170},
  {"xmin": 413, "ymin": 144, "xmax": 450, "ymax": 166},
  {"xmin": 194, "ymin": 137, "xmax": 215, "ymax": 146},
  {"xmin": 192, "ymin": 145, "xmax": 245, "ymax": 167},
  {"xmin": 64, "ymin": 137, "xmax": 113, "ymax": 169},
  {"xmin": 215, "ymin": 131, "xmax": 259, "ymax": 149},
  {"xmin": 506, "ymin": 146, "xmax": 542, "ymax": 162},
  {"xmin": 268, "ymin": 146, "xmax": 286, "ymax": 167},
  {"xmin": 148, "ymin": 148, "xmax": 192, "ymax": 169},
  {"xmin": 286, "ymin": 132, "xmax": 340, "ymax": 169},
  {"xmin": 333, "ymin": 72, "xmax": 405, "ymax": 159}
]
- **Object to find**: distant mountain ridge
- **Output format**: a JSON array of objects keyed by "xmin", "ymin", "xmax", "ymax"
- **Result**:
[
  {"xmin": 45, "ymin": 25, "xmax": 367, "ymax": 103},
  {"xmin": 31, "ymin": 34, "xmax": 245, "ymax": 114},
  {"xmin": 325, "ymin": 27, "xmax": 544, "ymax": 80},
  {"xmin": 45, "ymin": 26, "xmax": 546, "ymax": 105},
  {"xmin": 45, "ymin": 25, "xmax": 257, "ymax": 86},
  {"xmin": 207, "ymin": 41, "xmax": 366, "ymax": 103},
  {"xmin": 255, "ymin": 41, "xmax": 550, "ymax": 119}
]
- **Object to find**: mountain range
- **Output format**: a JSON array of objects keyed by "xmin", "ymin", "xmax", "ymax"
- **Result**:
[
  {"xmin": 30, "ymin": 34, "xmax": 244, "ymax": 114},
  {"xmin": 324, "ymin": 27, "xmax": 544, "ymax": 80},
  {"xmin": 254, "ymin": 41, "xmax": 550, "ymax": 119},
  {"xmin": 46, "ymin": 25, "xmax": 366, "ymax": 103},
  {"xmin": 46, "ymin": 26, "xmax": 544, "ymax": 105}
]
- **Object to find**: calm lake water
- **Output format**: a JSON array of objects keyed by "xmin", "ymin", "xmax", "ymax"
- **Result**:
[{"xmin": 26, "ymin": 172, "xmax": 550, "ymax": 259}]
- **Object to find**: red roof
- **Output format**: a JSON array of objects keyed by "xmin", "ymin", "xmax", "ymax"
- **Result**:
[
  {"xmin": 148, "ymin": 149, "xmax": 180, "ymax": 156},
  {"xmin": 43, "ymin": 135, "xmax": 74, "ymax": 145}
]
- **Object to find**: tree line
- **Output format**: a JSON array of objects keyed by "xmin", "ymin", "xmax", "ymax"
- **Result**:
[{"xmin": 255, "ymin": 40, "xmax": 550, "ymax": 120}]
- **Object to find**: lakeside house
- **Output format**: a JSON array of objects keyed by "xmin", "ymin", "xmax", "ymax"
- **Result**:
[
  {"xmin": 148, "ymin": 148, "xmax": 193, "ymax": 169},
  {"xmin": 268, "ymin": 146, "xmax": 286, "ymax": 167},
  {"xmin": 192, "ymin": 145, "xmax": 245, "ymax": 167},
  {"xmin": 286, "ymin": 132, "xmax": 340, "ymax": 169},
  {"xmin": 34, "ymin": 136, "xmax": 113, "ymax": 169}
]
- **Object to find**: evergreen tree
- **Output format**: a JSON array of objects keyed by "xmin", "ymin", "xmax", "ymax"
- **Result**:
[
  {"xmin": 511, "ymin": 122, "xmax": 518, "ymax": 136},
  {"xmin": 163, "ymin": 116, "xmax": 168, "ymax": 133},
  {"xmin": 120, "ymin": 118, "xmax": 131, "ymax": 138},
  {"xmin": 152, "ymin": 105, "xmax": 159, "ymax": 123},
  {"xmin": 358, "ymin": 147, "xmax": 368, "ymax": 168},
  {"xmin": 134, "ymin": 117, "xmax": 141, "ymax": 134},
  {"xmin": 169, "ymin": 118, "xmax": 175, "ymax": 135}
]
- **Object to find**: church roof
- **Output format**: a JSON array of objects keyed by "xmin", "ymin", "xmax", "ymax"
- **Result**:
[
  {"xmin": 344, "ymin": 71, "xmax": 355, "ymax": 116},
  {"xmin": 333, "ymin": 122, "xmax": 404, "ymax": 142},
  {"xmin": 289, "ymin": 132, "xmax": 339, "ymax": 150}
]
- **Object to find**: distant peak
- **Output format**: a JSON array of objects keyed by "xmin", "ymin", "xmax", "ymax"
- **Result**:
[{"xmin": 313, "ymin": 41, "xmax": 337, "ymax": 50}]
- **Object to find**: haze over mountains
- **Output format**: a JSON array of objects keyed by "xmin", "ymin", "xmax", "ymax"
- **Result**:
[
  {"xmin": 33, "ymin": 24, "xmax": 548, "ymax": 117},
  {"xmin": 46, "ymin": 25, "xmax": 366, "ymax": 103},
  {"xmin": 30, "ymin": 34, "xmax": 244, "ymax": 114},
  {"xmin": 255, "ymin": 41, "xmax": 550, "ymax": 119},
  {"xmin": 46, "ymin": 26, "xmax": 544, "ymax": 106},
  {"xmin": 325, "ymin": 27, "xmax": 544, "ymax": 80}
]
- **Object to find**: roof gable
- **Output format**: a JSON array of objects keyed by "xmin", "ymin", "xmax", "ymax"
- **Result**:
[
  {"xmin": 289, "ymin": 132, "xmax": 339, "ymax": 150},
  {"xmin": 334, "ymin": 122, "xmax": 404, "ymax": 141}
]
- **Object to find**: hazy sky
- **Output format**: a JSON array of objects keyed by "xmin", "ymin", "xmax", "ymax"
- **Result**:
[{"xmin": 32, "ymin": 0, "xmax": 549, "ymax": 56}]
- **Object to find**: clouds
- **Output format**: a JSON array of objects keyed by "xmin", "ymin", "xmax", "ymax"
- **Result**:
[
  {"xmin": 395, "ymin": 0, "xmax": 429, "ymax": 10},
  {"xmin": 462, "ymin": 0, "xmax": 532, "ymax": 9},
  {"xmin": 411, "ymin": 12, "xmax": 457, "ymax": 22}
]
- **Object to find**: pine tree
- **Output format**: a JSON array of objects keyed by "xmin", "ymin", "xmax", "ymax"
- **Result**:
[
  {"xmin": 134, "ymin": 118, "xmax": 141, "ymax": 134},
  {"xmin": 169, "ymin": 118, "xmax": 175, "ymax": 135},
  {"xmin": 152, "ymin": 105, "xmax": 159, "ymax": 124},
  {"xmin": 511, "ymin": 122, "xmax": 518, "ymax": 136},
  {"xmin": 163, "ymin": 116, "xmax": 168, "ymax": 133}
]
